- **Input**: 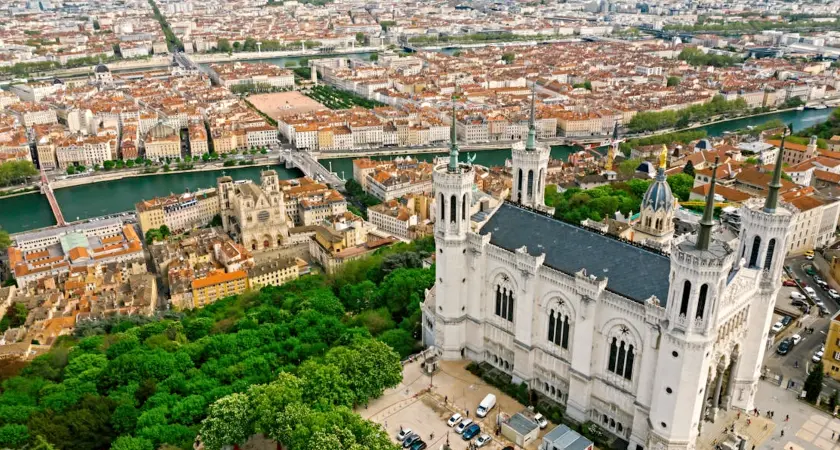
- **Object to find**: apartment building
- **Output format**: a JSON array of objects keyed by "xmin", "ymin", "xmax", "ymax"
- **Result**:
[
  {"xmin": 191, "ymin": 270, "xmax": 249, "ymax": 308},
  {"xmin": 8, "ymin": 218, "xmax": 145, "ymax": 289},
  {"xmin": 188, "ymin": 123, "xmax": 209, "ymax": 157},
  {"xmin": 9, "ymin": 82, "xmax": 63, "ymax": 102},
  {"xmin": 135, "ymin": 189, "xmax": 220, "ymax": 236},
  {"xmin": 8, "ymin": 103, "xmax": 58, "ymax": 127},
  {"xmin": 247, "ymin": 258, "xmax": 299, "ymax": 289},
  {"xmin": 308, "ymin": 212, "xmax": 397, "ymax": 274},
  {"xmin": 367, "ymin": 194, "xmax": 433, "ymax": 240},
  {"xmin": 54, "ymin": 135, "xmax": 112, "ymax": 169},
  {"xmin": 144, "ymin": 124, "xmax": 181, "ymax": 160},
  {"xmin": 281, "ymin": 177, "xmax": 348, "ymax": 226},
  {"xmin": 821, "ymin": 311, "xmax": 840, "ymax": 382},
  {"xmin": 210, "ymin": 62, "xmax": 295, "ymax": 89}
]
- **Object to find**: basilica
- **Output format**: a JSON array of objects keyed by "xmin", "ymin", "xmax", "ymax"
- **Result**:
[{"xmin": 421, "ymin": 96, "xmax": 793, "ymax": 450}]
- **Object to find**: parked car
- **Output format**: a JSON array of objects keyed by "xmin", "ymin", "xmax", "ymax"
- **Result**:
[
  {"xmin": 476, "ymin": 394, "xmax": 496, "ymax": 418},
  {"xmin": 534, "ymin": 413, "xmax": 548, "ymax": 429},
  {"xmin": 475, "ymin": 434, "xmax": 492, "ymax": 447},
  {"xmin": 410, "ymin": 440, "xmax": 427, "ymax": 450},
  {"xmin": 791, "ymin": 298, "xmax": 808, "ymax": 307},
  {"xmin": 777, "ymin": 338, "xmax": 793, "ymax": 355},
  {"xmin": 455, "ymin": 419, "xmax": 473, "ymax": 434},
  {"xmin": 820, "ymin": 304, "xmax": 830, "ymax": 316},
  {"xmin": 403, "ymin": 434, "xmax": 421, "ymax": 448},
  {"xmin": 829, "ymin": 289, "xmax": 840, "ymax": 300},
  {"xmin": 791, "ymin": 334, "xmax": 802, "ymax": 346},
  {"xmin": 791, "ymin": 292, "xmax": 807, "ymax": 301},
  {"xmin": 781, "ymin": 316, "xmax": 792, "ymax": 326},
  {"xmin": 783, "ymin": 279, "xmax": 798, "ymax": 286},
  {"xmin": 805, "ymin": 286, "xmax": 818, "ymax": 299},
  {"xmin": 447, "ymin": 413, "xmax": 462, "ymax": 427},
  {"xmin": 397, "ymin": 429, "xmax": 413, "ymax": 442},
  {"xmin": 462, "ymin": 424, "xmax": 481, "ymax": 440},
  {"xmin": 771, "ymin": 321, "xmax": 784, "ymax": 333},
  {"xmin": 813, "ymin": 347, "xmax": 825, "ymax": 363}
]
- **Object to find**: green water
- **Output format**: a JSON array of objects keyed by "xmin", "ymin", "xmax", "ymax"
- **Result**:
[
  {"xmin": 0, "ymin": 165, "xmax": 301, "ymax": 234},
  {"xmin": 0, "ymin": 108, "xmax": 834, "ymax": 234}
]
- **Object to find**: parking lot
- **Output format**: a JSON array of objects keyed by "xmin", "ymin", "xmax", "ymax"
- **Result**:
[
  {"xmin": 764, "ymin": 254, "xmax": 840, "ymax": 391},
  {"xmin": 359, "ymin": 360, "xmax": 556, "ymax": 450}
]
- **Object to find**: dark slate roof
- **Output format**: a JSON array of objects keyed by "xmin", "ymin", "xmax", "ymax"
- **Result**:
[{"xmin": 480, "ymin": 203, "xmax": 671, "ymax": 304}]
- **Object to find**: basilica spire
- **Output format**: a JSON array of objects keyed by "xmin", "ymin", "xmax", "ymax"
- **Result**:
[
  {"xmin": 448, "ymin": 100, "xmax": 459, "ymax": 172},
  {"xmin": 525, "ymin": 85, "xmax": 537, "ymax": 151},
  {"xmin": 696, "ymin": 156, "xmax": 719, "ymax": 251},
  {"xmin": 764, "ymin": 124, "xmax": 791, "ymax": 214}
]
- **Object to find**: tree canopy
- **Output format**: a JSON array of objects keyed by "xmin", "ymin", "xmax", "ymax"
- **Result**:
[
  {"xmin": 0, "ymin": 238, "xmax": 436, "ymax": 449},
  {"xmin": 0, "ymin": 161, "xmax": 37, "ymax": 187}
]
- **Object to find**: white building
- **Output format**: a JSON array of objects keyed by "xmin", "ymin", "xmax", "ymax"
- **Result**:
[{"xmin": 422, "ymin": 116, "xmax": 794, "ymax": 450}]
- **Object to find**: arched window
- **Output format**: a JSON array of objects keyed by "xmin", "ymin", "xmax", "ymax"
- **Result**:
[
  {"xmin": 439, "ymin": 193, "xmax": 445, "ymax": 222},
  {"xmin": 764, "ymin": 238, "xmax": 776, "ymax": 270},
  {"xmin": 495, "ymin": 285, "xmax": 502, "ymax": 316},
  {"xmin": 547, "ymin": 309, "xmax": 571, "ymax": 350},
  {"xmin": 507, "ymin": 293, "xmax": 515, "ymax": 322},
  {"xmin": 548, "ymin": 310, "xmax": 556, "ymax": 342},
  {"xmin": 462, "ymin": 193, "xmax": 467, "ymax": 221},
  {"xmin": 527, "ymin": 170, "xmax": 535, "ymax": 201},
  {"xmin": 748, "ymin": 235, "xmax": 761, "ymax": 268},
  {"xmin": 450, "ymin": 195, "xmax": 457, "ymax": 224},
  {"xmin": 625, "ymin": 345, "xmax": 635, "ymax": 380},
  {"xmin": 680, "ymin": 280, "xmax": 691, "ymax": 316},
  {"xmin": 516, "ymin": 169, "xmax": 523, "ymax": 202},
  {"xmin": 696, "ymin": 284, "xmax": 708, "ymax": 319},
  {"xmin": 607, "ymin": 337, "xmax": 635, "ymax": 380},
  {"xmin": 562, "ymin": 315, "xmax": 570, "ymax": 349}
]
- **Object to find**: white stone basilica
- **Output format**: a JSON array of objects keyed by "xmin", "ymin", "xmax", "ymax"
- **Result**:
[{"xmin": 421, "ymin": 101, "xmax": 795, "ymax": 450}]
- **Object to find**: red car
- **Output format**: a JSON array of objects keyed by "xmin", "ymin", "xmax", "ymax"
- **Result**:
[{"xmin": 783, "ymin": 279, "xmax": 797, "ymax": 287}]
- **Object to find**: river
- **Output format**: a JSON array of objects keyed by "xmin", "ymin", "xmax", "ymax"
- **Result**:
[{"xmin": 0, "ymin": 92, "xmax": 834, "ymax": 234}]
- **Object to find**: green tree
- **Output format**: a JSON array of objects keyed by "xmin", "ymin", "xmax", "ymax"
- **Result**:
[
  {"xmin": 378, "ymin": 329, "xmax": 416, "ymax": 358},
  {"xmin": 111, "ymin": 436, "xmax": 154, "ymax": 450},
  {"xmin": 0, "ymin": 227, "xmax": 10, "ymax": 251},
  {"xmin": 804, "ymin": 362, "xmax": 824, "ymax": 403},
  {"xmin": 667, "ymin": 76, "xmax": 681, "ymax": 87},
  {"xmin": 200, "ymin": 393, "xmax": 256, "ymax": 450},
  {"xmin": 666, "ymin": 173, "xmax": 694, "ymax": 202},
  {"xmin": 369, "ymin": 53, "xmax": 379, "ymax": 62},
  {"xmin": 0, "ymin": 424, "xmax": 29, "ymax": 448},
  {"xmin": 0, "ymin": 160, "xmax": 38, "ymax": 186},
  {"xmin": 683, "ymin": 160, "xmax": 695, "ymax": 177},
  {"xmin": 501, "ymin": 52, "xmax": 515, "ymax": 64},
  {"xmin": 217, "ymin": 39, "xmax": 232, "ymax": 53}
]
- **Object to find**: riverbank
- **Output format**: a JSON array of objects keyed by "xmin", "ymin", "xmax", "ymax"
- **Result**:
[
  {"xmin": 50, "ymin": 156, "xmax": 285, "ymax": 190},
  {"xmin": 190, "ymin": 46, "xmax": 380, "ymax": 64},
  {"xmin": 316, "ymin": 140, "xmax": 569, "ymax": 158}
]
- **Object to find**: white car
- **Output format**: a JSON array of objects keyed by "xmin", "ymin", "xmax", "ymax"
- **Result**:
[
  {"xmin": 805, "ymin": 287, "xmax": 818, "ymax": 299},
  {"xmin": 813, "ymin": 348, "xmax": 825, "ymax": 363},
  {"xmin": 791, "ymin": 292, "xmax": 807, "ymax": 301},
  {"xmin": 791, "ymin": 334, "xmax": 802, "ymax": 346},
  {"xmin": 397, "ymin": 428, "xmax": 413, "ymax": 442},
  {"xmin": 534, "ymin": 413, "xmax": 548, "ymax": 429},
  {"xmin": 830, "ymin": 289, "xmax": 840, "ymax": 300},
  {"xmin": 771, "ymin": 322, "xmax": 784, "ymax": 333},
  {"xmin": 475, "ymin": 434, "xmax": 492, "ymax": 447},
  {"xmin": 447, "ymin": 413, "xmax": 462, "ymax": 427},
  {"xmin": 455, "ymin": 419, "xmax": 473, "ymax": 434}
]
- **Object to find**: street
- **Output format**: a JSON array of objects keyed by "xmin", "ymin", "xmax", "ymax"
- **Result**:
[{"xmin": 764, "ymin": 255, "xmax": 840, "ymax": 395}]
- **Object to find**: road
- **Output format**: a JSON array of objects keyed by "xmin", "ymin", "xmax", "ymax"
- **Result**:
[{"xmin": 763, "ymin": 255, "xmax": 840, "ymax": 393}]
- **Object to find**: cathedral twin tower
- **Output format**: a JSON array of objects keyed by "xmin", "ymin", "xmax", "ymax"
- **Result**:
[{"xmin": 425, "ymin": 90, "xmax": 794, "ymax": 450}]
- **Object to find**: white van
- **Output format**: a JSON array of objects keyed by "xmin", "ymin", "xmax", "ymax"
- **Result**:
[
  {"xmin": 476, "ymin": 394, "xmax": 496, "ymax": 418},
  {"xmin": 805, "ymin": 286, "xmax": 817, "ymax": 299}
]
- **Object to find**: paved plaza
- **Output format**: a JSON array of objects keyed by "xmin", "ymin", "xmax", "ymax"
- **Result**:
[{"xmin": 359, "ymin": 359, "xmax": 556, "ymax": 450}]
